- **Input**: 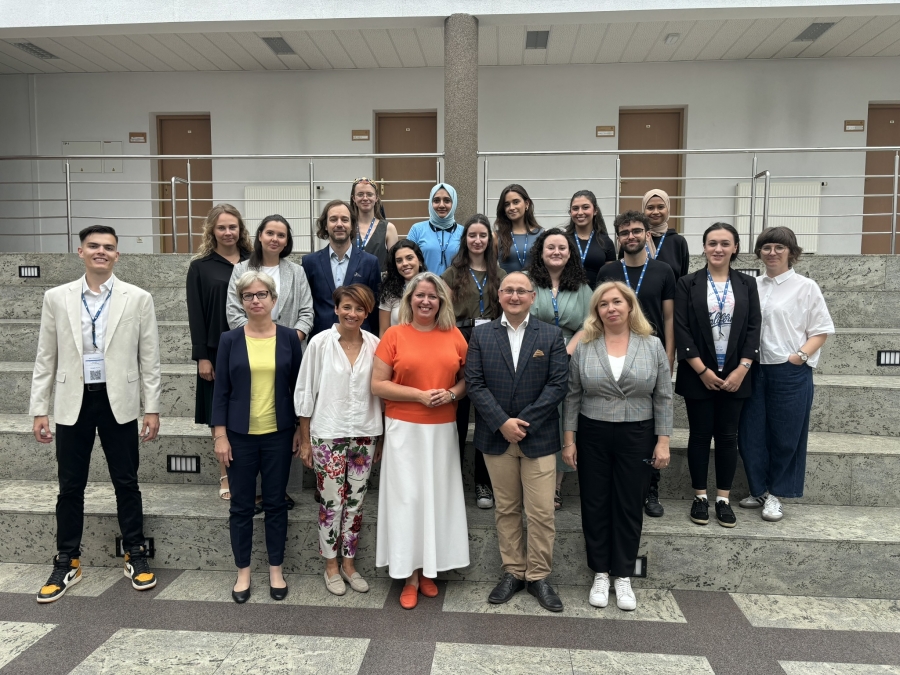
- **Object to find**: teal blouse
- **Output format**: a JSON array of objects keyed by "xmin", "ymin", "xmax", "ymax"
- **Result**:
[{"xmin": 530, "ymin": 285, "xmax": 593, "ymax": 342}]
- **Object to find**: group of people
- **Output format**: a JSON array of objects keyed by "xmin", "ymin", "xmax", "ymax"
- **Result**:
[{"xmin": 28, "ymin": 178, "xmax": 834, "ymax": 616}]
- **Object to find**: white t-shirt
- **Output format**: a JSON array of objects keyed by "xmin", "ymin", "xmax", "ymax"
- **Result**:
[
  {"xmin": 261, "ymin": 265, "xmax": 281, "ymax": 319},
  {"xmin": 608, "ymin": 354, "xmax": 626, "ymax": 380},
  {"xmin": 379, "ymin": 296, "xmax": 401, "ymax": 328},
  {"xmin": 708, "ymin": 279, "xmax": 735, "ymax": 371}
]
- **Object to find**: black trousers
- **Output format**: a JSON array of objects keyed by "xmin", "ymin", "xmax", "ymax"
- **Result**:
[
  {"xmin": 226, "ymin": 427, "xmax": 294, "ymax": 568},
  {"xmin": 684, "ymin": 394, "xmax": 745, "ymax": 491},
  {"xmin": 576, "ymin": 415, "xmax": 654, "ymax": 578},
  {"xmin": 456, "ymin": 394, "xmax": 492, "ymax": 488},
  {"xmin": 55, "ymin": 387, "xmax": 144, "ymax": 558}
]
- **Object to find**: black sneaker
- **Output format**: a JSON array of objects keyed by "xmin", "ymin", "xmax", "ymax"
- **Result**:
[
  {"xmin": 475, "ymin": 484, "xmax": 494, "ymax": 509},
  {"xmin": 36, "ymin": 553, "xmax": 81, "ymax": 604},
  {"xmin": 124, "ymin": 547, "xmax": 157, "ymax": 591},
  {"xmin": 690, "ymin": 497, "xmax": 709, "ymax": 525},
  {"xmin": 644, "ymin": 485, "xmax": 664, "ymax": 517},
  {"xmin": 715, "ymin": 500, "xmax": 737, "ymax": 528}
]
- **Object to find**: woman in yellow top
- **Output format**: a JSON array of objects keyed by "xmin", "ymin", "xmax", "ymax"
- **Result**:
[{"xmin": 212, "ymin": 271, "xmax": 304, "ymax": 604}]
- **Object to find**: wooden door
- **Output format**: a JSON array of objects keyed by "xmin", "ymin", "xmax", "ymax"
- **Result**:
[
  {"xmin": 618, "ymin": 109, "xmax": 684, "ymax": 228},
  {"xmin": 375, "ymin": 113, "xmax": 438, "ymax": 236},
  {"xmin": 158, "ymin": 116, "xmax": 212, "ymax": 253},
  {"xmin": 862, "ymin": 105, "xmax": 900, "ymax": 254}
]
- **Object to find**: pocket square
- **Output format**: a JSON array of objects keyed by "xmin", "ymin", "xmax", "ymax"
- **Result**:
[
  {"xmin": 353, "ymin": 272, "xmax": 362, "ymax": 277},
  {"xmin": 533, "ymin": 349, "xmax": 545, "ymax": 357}
]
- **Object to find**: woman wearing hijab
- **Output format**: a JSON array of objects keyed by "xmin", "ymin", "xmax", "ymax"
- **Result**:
[
  {"xmin": 640, "ymin": 189, "xmax": 691, "ymax": 280},
  {"xmin": 406, "ymin": 184, "xmax": 463, "ymax": 276}
]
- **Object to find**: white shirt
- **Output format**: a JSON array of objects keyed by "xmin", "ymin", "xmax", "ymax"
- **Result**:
[
  {"xmin": 708, "ymin": 280, "xmax": 736, "ymax": 371},
  {"xmin": 294, "ymin": 326, "xmax": 383, "ymax": 439},
  {"xmin": 757, "ymin": 268, "xmax": 835, "ymax": 368},
  {"xmin": 501, "ymin": 312, "xmax": 530, "ymax": 371},
  {"xmin": 261, "ymin": 265, "xmax": 281, "ymax": 319},
  {"xmin": 81, "ymin": 274, "xmax": 116, "ymax": 354},
  {"xmin": 379, "ymin": 296, "xmax": 401, "ymax": 328},
  {"xmin": 608, "ymin": 354, "xmax": 626, "ymax": 380}
]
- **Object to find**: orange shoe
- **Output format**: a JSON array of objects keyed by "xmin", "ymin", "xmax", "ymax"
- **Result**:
[
  {"xmin": 419, "ymin": 576, "xmax": 439, "ymax": 598},
  {"xmin": 400, "ymin": 584, "xmax": 418, "ymax": 609}
]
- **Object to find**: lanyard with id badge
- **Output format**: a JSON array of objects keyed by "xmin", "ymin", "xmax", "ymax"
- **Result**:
[{"xmin": 82, "ymin": 285, "xmax": 112, "ymax": 384}]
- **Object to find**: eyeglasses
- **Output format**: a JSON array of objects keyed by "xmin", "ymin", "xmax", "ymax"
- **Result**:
[
  {"xmin": 500, "ymin": 288, "xmax": 535, "ymax": 296},
  {"xmin": 760, "ymin": 245, "xmax": 788, "ymax": 254},
  {"xmin": 617, "ymin": 227, "xmax": 646, "ymax": 239},
  {"xmin": 241, "ymin": 291, "xmax": 270, "ymax": 302}
]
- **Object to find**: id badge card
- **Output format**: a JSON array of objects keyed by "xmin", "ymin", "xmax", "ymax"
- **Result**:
[
  {"xmin": 715, "ymin": 346, "xmax": 726, "ymax": 371},
  {"xmin": 474, "ymin": 319, "xmax": 491, "ymax": 327},
  {"xmin": 83, "ymin": 354, "xmax": 107, "ymax": 384}
]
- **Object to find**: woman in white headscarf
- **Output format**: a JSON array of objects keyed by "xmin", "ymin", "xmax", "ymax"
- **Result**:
[
  {"xmin": 642, "ymin": 189, "xmax": 691, "ymax": 280},
  {"xmin": 405, "ymin": 184, "xmax": 463, "ymax": 276}
]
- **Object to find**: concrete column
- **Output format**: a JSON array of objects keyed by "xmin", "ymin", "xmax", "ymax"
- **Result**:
[{"xmin": 444, "ymin": 13, "xmax": 478, "ymax": 224}]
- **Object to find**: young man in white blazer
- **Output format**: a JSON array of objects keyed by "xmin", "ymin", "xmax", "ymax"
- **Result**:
[{"xmin": 30, "ymin": 225, "xmax": 162, "ymax": 603}]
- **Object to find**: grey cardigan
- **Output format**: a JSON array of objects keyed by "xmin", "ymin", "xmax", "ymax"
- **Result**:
[
  {"xmin": 564, "ymin": 332, "xmax": 673, "ymax": 437},
  {"xmin": 226, "ymin": 258, "xmax": 314, "ymax": 335}
]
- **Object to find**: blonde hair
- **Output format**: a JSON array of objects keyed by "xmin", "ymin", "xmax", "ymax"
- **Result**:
[
  {"xmin": 193, "ymin": 204, "xmax": 252, "ymax": 260},
  {"xmin": 397, "ymin": 272, "xmax": 456, "ymax": 331},
  {"xmin": 582, "ymin": 281, "xmax": 653, "ymax": 342},
  {"xmin": 235, "ymin": 270, "xmax": 278, "ymax": 301}
]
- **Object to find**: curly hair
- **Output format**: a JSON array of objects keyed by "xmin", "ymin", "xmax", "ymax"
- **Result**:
[
  {"xmin": 445, "ymin": 214, "xmax": 503, "ymax": 318},
  {"xmin": 315, "ymin": 200, "xmax": 357, "ymax": 241},
  {"xmin": 379, "ymin": 240, "xmax": 427, "ymax": 304},
  {"xmin": 495, "ymin": 184, "xmax": 541, "ymax": 260},
  {"xmin": 525, "ymin": 227, "xmax": 588, "ymax": 292},
  {"xmin": 192, "ymin": 203, "xmax": 252, "ymax": 260}
]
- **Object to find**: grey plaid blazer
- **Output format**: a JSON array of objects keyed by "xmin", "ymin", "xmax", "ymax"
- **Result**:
[{"xmin": 564, "ymin": 332, "xmax": 673, "ymax": 436}]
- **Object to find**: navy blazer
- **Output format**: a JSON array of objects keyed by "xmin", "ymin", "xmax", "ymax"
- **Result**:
[
  {"xmin": 465, "ymin": 317, "xmax": 569, "ymax": 458},
  {"xmin": 674, "ymin": 267, "xmax": 761, "ymax": 399},
  {"xmin": 302, "ymin": 245, "xmax": 381, "ymax": 340},
  {"xmin": 210, "ymin": 324, "xmax": 303, "ymax": 434}
]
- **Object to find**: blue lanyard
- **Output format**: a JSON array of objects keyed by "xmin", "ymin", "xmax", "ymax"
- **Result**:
[
  {"xmin": 622, "ymin": 258, "xmax": 649, "ymax": 296},
  {"xmin": 469, "ymin": 269, "xmax": 486, "ymax": 317},
  {"xmin": 432, "ymin": 224, "xmax": 454, "ymax": 268},
  {"xmin": 550, "ymin": 291, "xmax": 560, "ymax": 327},
  {"xmin": 648, "ymin": 232, "xmax": 667, "ymax": 260},
  {"xmin": 357, "ymin": 217, "xmax": 376, "ymax": 249},
  {"xmin": 511, "ymin": 232, "xmax": 529, "ymax": 268},
  {"xmin": 707, "ymin": 270, "xmax": 731, "ymax": 338},
  {"xmin": 81, "ymin": 284, "xmax": 113, "ymax": 350},
  {"xmin": 575, "ymin": 232, "xmax": 594, "ymax": 266}
]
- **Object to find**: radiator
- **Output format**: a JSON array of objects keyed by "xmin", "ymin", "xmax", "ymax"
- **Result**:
[
  {"xmin": 243, "ymin": 185, "xmax": 312, "ymax": 252},
  {"xmin": 735, "ymin": 182, "xmax": 820, "ymax": 253}
]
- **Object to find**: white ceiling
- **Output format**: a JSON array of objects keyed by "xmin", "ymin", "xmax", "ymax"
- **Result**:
[{"xmin": 1, "ymin": 15, "xmax": 899, "ymax": 74}]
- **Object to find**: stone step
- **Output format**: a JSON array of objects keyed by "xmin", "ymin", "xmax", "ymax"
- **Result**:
[
  {"xmin": 0, "ymin": 479, "xmax": 895, "ymax": 599},
  {"xmin": 1, "ymin": 414, "xmax": 897, "ymax": 507},
  {"xmin": 0, "ymin": 285, "xmax": 189, "ymax": 321}
]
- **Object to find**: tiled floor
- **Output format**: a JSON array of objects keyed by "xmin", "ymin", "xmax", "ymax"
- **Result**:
[{"xmin": 1, "ymin": 563, "xmax": 899, "ymax": 674}]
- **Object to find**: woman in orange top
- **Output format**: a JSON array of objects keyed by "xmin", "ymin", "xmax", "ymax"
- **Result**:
[{"xmin": 372, "ymin": 271, "xmax": 470, "ymax": 609}]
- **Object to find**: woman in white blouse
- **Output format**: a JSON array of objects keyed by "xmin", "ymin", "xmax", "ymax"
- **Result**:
[
  {"xmin": 296, "ymin": 284, "xmax": 383, "ymax": 596},
  {"xmin": 737, "ymin": 227, "xmax": 834, "ymax": 523}
]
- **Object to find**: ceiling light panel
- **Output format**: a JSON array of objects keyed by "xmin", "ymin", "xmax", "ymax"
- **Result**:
[
  {"xmin": 10, "ymin": 41, "xmax": 58, "ymax": 59},
  {"xmin": 525, "ymin": 30, "xmax": 549, "ymax": 50},
  {"xmin": 793, "ymin": 22, "xmax": 835, "ymax": 42}
]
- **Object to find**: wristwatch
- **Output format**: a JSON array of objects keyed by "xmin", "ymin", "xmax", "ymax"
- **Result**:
[
  {"xmin": 741, "ymin": 362, "xmax": 752, "ymax": 370},
  {"xmin": 796, "ymin": 350, "xmax": 809, "ymax": 363},
  {"xmin": 449, "ymin": 391, "xmax": 457, "ymax": 401}
]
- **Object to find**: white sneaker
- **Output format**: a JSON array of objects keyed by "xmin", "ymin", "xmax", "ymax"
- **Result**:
[
  {"xmin": 613, "ymin": 577, "xmax": 637, "ymax": 611},
  {"xmin": 589, "ymin": 573, "xmax": 610, "ymax": 608},
  {"xmin": 762, "ymin": 495, "xmax": 784, "ymax": 522},
  {"xmin": 739, "ymin": 494, "xmax": 766, "ymax": 509}
]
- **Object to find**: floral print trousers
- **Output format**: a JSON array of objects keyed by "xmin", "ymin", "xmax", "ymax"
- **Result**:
[{"xmin": 312, "ymin": 436, "xmax": 376, "ymax": 559}]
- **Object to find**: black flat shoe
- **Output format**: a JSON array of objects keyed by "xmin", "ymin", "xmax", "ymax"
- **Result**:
[
  {"xmin": 488, "ymin": 572, "xmax": 526, "ymax": 604},
  {"xmin": 270, "ymin": 584, "xmax": 289, "ymax": 601},
  {"xmin": 527, "ymin": 578, "xmax": 563, "ymax": 612},
  {"xmin": 232, "ymin": 582, "xmax": 251, "ymax": 604}
]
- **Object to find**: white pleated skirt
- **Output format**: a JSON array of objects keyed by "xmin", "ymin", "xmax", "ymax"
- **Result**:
[{"xmin": 375, "ymin": 417, "xmax": 470, "ymax": 579}]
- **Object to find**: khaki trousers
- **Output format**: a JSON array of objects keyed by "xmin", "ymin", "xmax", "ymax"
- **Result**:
[{"xmin": 483, "ymin": 443, "xmax": 556, "ymax": 581}]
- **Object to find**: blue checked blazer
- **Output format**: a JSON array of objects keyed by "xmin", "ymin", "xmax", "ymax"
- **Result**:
[{"xmin": 465, "ymin": 317, "xmax": 569, "ymax": 458}]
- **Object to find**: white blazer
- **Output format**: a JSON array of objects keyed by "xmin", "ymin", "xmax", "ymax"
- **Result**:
[{"xmin": 29, "ymin": 278, "xmax": 162, "ymax": 426}]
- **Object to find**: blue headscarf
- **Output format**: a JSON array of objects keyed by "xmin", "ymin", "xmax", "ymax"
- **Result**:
[{"xmin": 428, "ymin": 183, "xmax": 458, "ymax": 230}]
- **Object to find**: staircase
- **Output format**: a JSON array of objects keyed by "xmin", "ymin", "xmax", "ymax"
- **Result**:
[{"xmin": 0, "ymin": 253, "xmax": 897, "ymax": 598}]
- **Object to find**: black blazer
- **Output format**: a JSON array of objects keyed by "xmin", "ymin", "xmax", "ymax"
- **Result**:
[
  {"xmin": 465, "ymin": 317, "xmax": 568, "ymax": 458},
  {"xmin": 210, "ymin": 324, "xmax": 303, "ymax": 433},
  {"xmin": 302, "ymin": 245, "xmax": 381, "ymax": 341},
  {"xmin": 674, "ymin": 268, "xmax": 761, "ymax": 399}
]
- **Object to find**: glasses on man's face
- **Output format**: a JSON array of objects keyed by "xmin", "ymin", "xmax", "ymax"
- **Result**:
[
  {"xmin": 760, "ymin": 245, "xmax": 787, "ymax": 254},
  {"xmin": 241, "ymin": 291, "xmax": 270, "ymax": 302},
  {"xmin": 500, "ymin": 288, "xmax": 535, "ymax": 297},
  {"xmin": 617, "ymin": 228, "xmax": 646, "ymax": 239}
]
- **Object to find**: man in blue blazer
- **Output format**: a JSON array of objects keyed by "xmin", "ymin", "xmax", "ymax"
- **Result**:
[
  {"xmin": 465, "ymin": 271, "xmax": 569, "ymax": 612},
  {"xmin": 302, "ymin": 199, "xmax": 381, "ymax": 341}
]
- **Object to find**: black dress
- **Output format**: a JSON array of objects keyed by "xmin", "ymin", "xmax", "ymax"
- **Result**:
[{"xmin": 186, "ymin": 250, "xmax": 249, "ymax": 425}]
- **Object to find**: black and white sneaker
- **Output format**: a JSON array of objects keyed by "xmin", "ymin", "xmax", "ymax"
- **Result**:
[
  {"xmin": 36, "ymin": 553, "xmax": 81, "ymax": 604},
  {"xmin": 715, "ymin": 500, "xmax": 737, "ymax": 528},
  {"xmin": 690, "ymin": 497, "xmax": 709, "ymax": 525},
  {"xmin": 124, "ymin": 548, "xmax": 157, "ymax": 591},
  {"xmin": 475, "ymin": 484, "xmax": 494, "ymax": 509},
  {"xmin": 739, "ymin": 494, "xmax": 766, "ymax": 509}
]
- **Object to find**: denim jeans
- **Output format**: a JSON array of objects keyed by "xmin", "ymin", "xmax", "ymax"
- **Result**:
[{"xmin": 738, "ymin": 362, "xmax": 814, "ymax": 499}]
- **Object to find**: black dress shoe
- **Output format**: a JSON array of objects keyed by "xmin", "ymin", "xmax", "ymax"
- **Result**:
[
  {"xmin": 270, "ymin": 584, "xmax": 289, "ymax": 601},
  {"xmin": 527, "ymin": 578, "xmax": 563, "ymax": 612},
  {"xmin": 644, "ymin": 485, "xmax": 664, "ymax": 518},
  {"xmin": 488, "ymin": 573, "xmax": 526, "ymax": 604},
  {"xmin": 232, "ymin": 582, "xmax": 251, "ymax": 604}
]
